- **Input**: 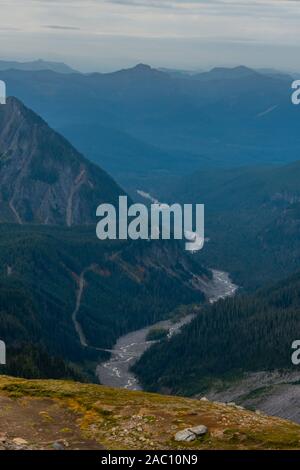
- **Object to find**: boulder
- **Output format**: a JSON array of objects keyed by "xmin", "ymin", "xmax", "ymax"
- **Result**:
[
  {"xmin": 174, "ymin": 429, "xmax": 196, "ymax": 442},
  {"xmin": 174, "ymin": 425, "xmax": 208, "ymax": 442},
  {"xmin": 189, "ymin": 425, "xmax": 208, "ymax": 436},
  {"xmin": 52, "ymin": 441, "xmax": 65, "ymax": 450}
]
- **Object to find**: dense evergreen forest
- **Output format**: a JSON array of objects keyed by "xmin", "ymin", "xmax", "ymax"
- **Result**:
[
  {"xmin": 0, "ymin": 224, "xmax": 207, "ymax": 379},
  {"xmin": 2, "ymin": 344, "xmax": 83, "ymax": 381},
  {"xmin": 133, "ymin": 272, "xmax": 300, "ymax": 396}
]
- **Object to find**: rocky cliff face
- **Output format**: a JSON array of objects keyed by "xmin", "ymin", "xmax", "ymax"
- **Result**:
[{"xmin": 0, "ymin": 97, "xmax": 124, "ymax": 225}]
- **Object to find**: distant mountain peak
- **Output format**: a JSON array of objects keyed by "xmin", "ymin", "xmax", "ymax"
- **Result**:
[
  {"xmin": 215, "ymin": 65, "xmax": 255, "ymax": 72},
  {"xmin": 0, "ymin": 58, "xmax": 78, "ymax": 74},
  {"xmin": 194, "ymin": 65, "xmax": 260, "ymax": 81},
  {"xmin": 209, "ymin": 65, "xmax": 259, "ymax": 77},
  {"xmin": 115, "ymin": 63, "xmax": 167, "ymax": 78},
  {"xmin": 133, "ymin": 63, "xmax": 152, "ymax": 72}
]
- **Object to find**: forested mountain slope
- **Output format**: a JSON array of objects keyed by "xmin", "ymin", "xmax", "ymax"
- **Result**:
[
  {"xmin": 133, "ymin": 271, "xmax": 300, "ymax": 396},
  {"xmin": 0, "ymin": 97, "xmax": 125, "ymax": 225},
  {"xmin": 0, "ymin": 225, "xmax": 209, "ymax": 379}
]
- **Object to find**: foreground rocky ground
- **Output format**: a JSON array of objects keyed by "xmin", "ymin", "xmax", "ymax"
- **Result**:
[{"xmin": 1, "ymin": 375, "xmax": 300, "ymax": 450}]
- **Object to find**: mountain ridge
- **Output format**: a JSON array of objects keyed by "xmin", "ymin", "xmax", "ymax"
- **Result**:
[
  {"xmin": 0, "ymin": 59, "xmax": 77, "ymax": 74},
  {"xmin": 0, "ymin": 97, "xmax": 125, "ymax": 225},
  {"xmin": 1, "ymin": 63, "xmax": 297, "ymax": 190}
]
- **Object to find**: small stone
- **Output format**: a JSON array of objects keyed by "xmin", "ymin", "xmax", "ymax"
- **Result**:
[
  {"xmin": 200, "ymin": 397, "xmax": 208, "ymax": 402},
  {"xmin": 12, "ymin": 438, "xmax": 28, "ymax": 446},
  {"xmin": 52, "ymin": 441, "xmax": 64, "ymax": 450},
  {"xmin": 0, "ymin": 433, "xmax": 6, "ymax": 443}
]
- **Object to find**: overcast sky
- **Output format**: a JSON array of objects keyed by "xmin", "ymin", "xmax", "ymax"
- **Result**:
[{"xmin": 0, "ymin": 0, "xmax": 300, "ymax": 71}]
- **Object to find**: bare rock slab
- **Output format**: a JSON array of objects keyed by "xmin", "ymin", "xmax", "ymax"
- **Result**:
[{"xmin": 175, "ymin": 425, "xmax": 208, "ymax": 442}]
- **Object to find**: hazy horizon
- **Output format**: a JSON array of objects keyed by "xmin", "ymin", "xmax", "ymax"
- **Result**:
[
  {"xmin": 0, "ymin": 1, "xmax": 300, "ymax": 72},
  {"xmin": 0, "ymin": 57, "xmax": 299, "ymax": 75}
]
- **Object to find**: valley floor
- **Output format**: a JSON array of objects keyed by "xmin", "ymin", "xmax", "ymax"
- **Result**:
[{"xmin": 96, "ymin": 270, "xmax": 238, "ymax": 390}]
